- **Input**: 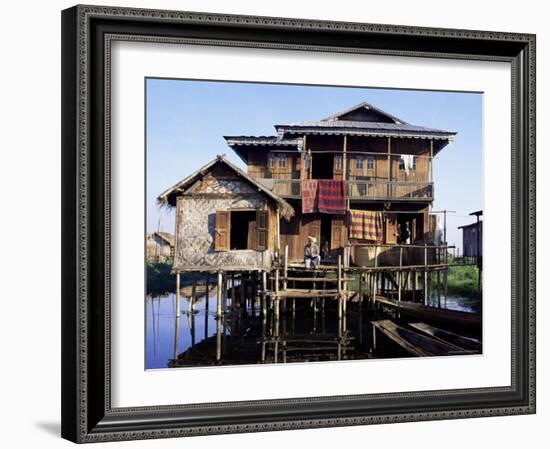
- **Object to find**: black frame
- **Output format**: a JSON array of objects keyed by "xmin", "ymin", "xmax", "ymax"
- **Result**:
[{"xmin": 61, "ymin": 4, "xmax": 536, "ymax": 443}]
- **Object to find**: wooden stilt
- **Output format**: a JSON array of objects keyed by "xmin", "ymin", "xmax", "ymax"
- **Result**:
[
  {"xmin": 222, "ymin": 273, "xmax": 228, "ymax": 314},
  {"xmin": 175, "ymin": 271, "xmax": 181, "ymax": 317},
  {"xmin": 231, "ymin": 272, "xmax": 236, "ymax": 307},
  {"xmin": 216, "ymin": 271, "xmax": 222, "ymax": 318},
  {"xmin": 261, "ymin": 270, "xmax": 267, "ymax": 316},
  {"xmin": 215, "ymin": 317, "xmax": 222, "ymax": 361},
  {"xmin": 337, "ymin": 255, "xmax": 342, "ymax": 320},
  {"xmin": 275, "ymin": 267, "xmax": 280, "ymax": 320},
  {"xmin": 173, "ymin": 315, "xmax": 180, "ymax": 360},
  {"xmin": 398, "ymin": 247, "xmax": 403, "ymax": 302},
  {"xmin": 188, "ymin": 272, "xmax": 196, "ymax": 315},
  {"xmin": 424, "ymin": 244, "xmax": 429, "ymax": 306},
  {"xmin": 204, "ymin": 273, "xmax": 210, "ymax": 339},
  {"xmin": 358, "ymin": 272, "xmax": 363, "ymax": 304}
]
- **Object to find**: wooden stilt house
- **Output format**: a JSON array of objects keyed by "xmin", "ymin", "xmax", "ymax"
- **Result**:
[
  {"xmin": 224, "ymin": 101, "xmax": 456, "ymax": 265},
  {"xmin": 157, "ymin": 155, "xmax": 294, "ymax": 272}
]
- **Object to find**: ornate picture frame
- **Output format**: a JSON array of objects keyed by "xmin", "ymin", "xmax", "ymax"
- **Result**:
[{"xmin": 61, "ymin": 4, "xmax": 535, "ymax": 443}]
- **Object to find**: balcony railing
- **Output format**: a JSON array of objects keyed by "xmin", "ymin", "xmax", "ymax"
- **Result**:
[{"xmin": 257, "ymin": 178, "xmax": 433, "ymax": 201}]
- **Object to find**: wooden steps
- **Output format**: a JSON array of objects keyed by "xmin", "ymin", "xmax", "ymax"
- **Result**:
[{"xmin": 372, "ymin": 320, "xmax": 473, "ymax": 357}]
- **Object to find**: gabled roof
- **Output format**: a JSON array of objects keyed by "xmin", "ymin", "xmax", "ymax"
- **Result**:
[
  {"xmin": 322, "ymin": 101, "xmax": 407, "ymax": 124},
  {"xmin": 153, "ymin": 232, "xmax": 175, "ymax": 246},
  {"xmin": 157, "ymin": 155, "xmax": 294, "ymax": 219},
  {"xmin": 274, "ymin": 101, "xmax": 456, "ymax": 141}
]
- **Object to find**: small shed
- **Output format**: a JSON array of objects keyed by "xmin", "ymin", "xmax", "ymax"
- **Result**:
[
  {"xmin": 458, "ymin": 221, "xmax": 483, "ymax": 258},
  {"xmin": 157, "ymin": 155, "xmax": 294, "ymax": 272},
  {"xmin": 146, "ymin": 232, "xmax": 175, "ymax": 262}
]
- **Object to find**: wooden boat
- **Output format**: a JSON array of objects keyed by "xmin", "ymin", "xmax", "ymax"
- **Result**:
[
  {"xmin": 375, "ymin": 296, "xmax": 481, "ymax": 328},
  {"xmin": 409, "ymin": 322, "xmax": 482, "ymax": 352},
  {"xmin": 371, "ymin": 320, "xmax": 473, "ymax": 357}
]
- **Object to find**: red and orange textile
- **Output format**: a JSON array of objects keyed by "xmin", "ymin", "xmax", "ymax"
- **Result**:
[
  {"xmin": 301, "ymin": 179, "xmax": 347, "ymax": 214},
  {"xmin": 317, "ymin": 180, "xmax": 347, "ymax": 214},
  {"xmin": 349, "ymin": 209, "xmax": 383, "ymax": 242},
  {"xmin": 301, "ymin": 180, "xmax": 318, "ymax": 214}
]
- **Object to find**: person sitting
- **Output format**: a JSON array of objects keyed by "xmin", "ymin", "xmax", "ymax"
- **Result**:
[{"xmin": 304, "ymin": 236, "xmax": 321, "ymax": 269}]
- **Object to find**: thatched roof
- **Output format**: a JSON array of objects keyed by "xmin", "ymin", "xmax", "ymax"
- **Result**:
[
  {"xmin": 157, "ymin": 155, "xmax": 295, "ymax": 219},
  {"xmin": 153, "ymin": 231, "xmax": 175, "ymax": 246}
]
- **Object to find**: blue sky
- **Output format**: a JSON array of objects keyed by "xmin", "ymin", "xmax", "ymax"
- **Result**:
[{"xmin": 146, "ymin": 79, "xmax": 482, "ymax": 253}]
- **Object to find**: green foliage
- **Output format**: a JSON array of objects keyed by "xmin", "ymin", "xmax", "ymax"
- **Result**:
[
  {"xmin": 146, "ymin": 260, "xmax": 175, "ymax": 294},
  {"xmin": 444, "ymin": 265, "xmax": 482, "ymax": 300}
]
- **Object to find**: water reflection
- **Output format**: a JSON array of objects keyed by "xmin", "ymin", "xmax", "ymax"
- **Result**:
[{"xmin": 146, "ymin": 290, "xmax": 480, "ymax": 369}]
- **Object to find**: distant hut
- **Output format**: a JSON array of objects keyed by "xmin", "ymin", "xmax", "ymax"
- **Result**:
[
  {"xmin": 157, "ymin": 155, "xmax": 294, "ymax": 272},
  {"xmin": 458, "ymin": 221, "xmax": 483, "ymax": 259},
  {"xmin": 146, "ymin": 231, "xmax": 175, "ymax": 262}
]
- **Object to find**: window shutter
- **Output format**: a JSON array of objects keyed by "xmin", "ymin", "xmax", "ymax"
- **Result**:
[
  {"xmin": 331, "ymin": 218, "xmax": 345, "ymax": 250},
  {"xmin": 215, "ymin": 211, "xmax": 230, "ymax": 251},
  {"xmin": 256, "ymin": 210, "xmax": 268, "ymax": 251},
  {"xmin": 385, "ymin": 213, "xmax": 398, "ymax": 244}
]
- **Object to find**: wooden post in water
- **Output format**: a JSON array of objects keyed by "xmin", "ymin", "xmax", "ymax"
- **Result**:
[
  {"xmin": 189, "ymin": 272, "xmax": 197, "ymax": 315},
  {"xmin": 215, "ymin": 317, "xmax": 222, "ymax": 361},
  {"xmin": 337, "ymin": 255, "xmax": 342, "ymax": 320},
  {"xmin": 398, "ymin": 246, "xmax": 403, "ymax": 302},
  {"xmin": 216, "ymin": 271, "xmax": 222, "ymax": 318},
  {"xmin": 230, "ymin": 272, "xmax": 236, "ymax": 308},
  {"xmin": 261, "ymin": 270, "xmax": 267, "ymax": 316},
  {"xmin": 204, "ymin": 273, "xmax": 210, "ymax": 338},
  {"xmin": 175, "ymin": 271, "xmax": 181, "ymax": 317},
  {"xmin": 240, "ymin": 272, "xmax": 246, "ymax": 311},
  {"xmin": 373, "ymin": 246, "xmax": 378, "ymax": 304},
  {"xmin": 284, "ymin": 245, "xmax": 288, "ymax": 290},
  {"xmin": 358, "ymin": 272, "xmax": 363, "ymax": 304},
  {"xmin": 424, "ymin": 244, "xmax": 429, "ymax": 306},
  {"xmin": 274, "ymin": 267, "xmax": 280, "ymax": 320}
]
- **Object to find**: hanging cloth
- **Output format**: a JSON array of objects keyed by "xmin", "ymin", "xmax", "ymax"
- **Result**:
[
  {"xmin": 301, "ymin": 180, "xmax": 318, "ymax": 214},
  {"xmin": 317, "ymin": 180, "xmax": 347, "ymax": 214},
  {"xmin": 349, "ymin": 210, "xmax": 383, "ymax": 242},
  {"xmin": 401, "ymin": 154, "xmax": 415, "ymax": 175}
]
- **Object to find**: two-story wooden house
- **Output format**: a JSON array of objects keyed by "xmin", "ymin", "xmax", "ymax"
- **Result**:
[{"xmin": 224, "ymin": 102, "xmax": 456, "ymax": 263}]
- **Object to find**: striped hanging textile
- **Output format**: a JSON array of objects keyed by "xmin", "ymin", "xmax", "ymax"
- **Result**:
[
  {"xmin": 349, "ymin": 210, "xmax": 383, "ymax": 242},
  {"xmin": 301, "ymin": 180, "xmax": 318, "ymax": 214},
  {"xmin": 317, "ymin": 180, "xmax": 347, "ymax": 214}
]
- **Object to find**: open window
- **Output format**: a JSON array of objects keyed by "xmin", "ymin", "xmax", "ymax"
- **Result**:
[{"xmin": 215, "ymin": 209, "xmax": 269, "ymax": 251}]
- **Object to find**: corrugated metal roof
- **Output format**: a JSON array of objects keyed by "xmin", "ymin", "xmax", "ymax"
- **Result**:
[
  {"xmin": 224, "ymin": 136, "xmax": 302, "ymax": 147},
  {"xmin": 275, "ymin": 120, "xmax": 455, "ymax": 136}
]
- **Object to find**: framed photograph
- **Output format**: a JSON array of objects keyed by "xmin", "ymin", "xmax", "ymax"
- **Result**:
[{"xmin": 61, "ymin": 4, "xmax": 536, "ymax": 443}]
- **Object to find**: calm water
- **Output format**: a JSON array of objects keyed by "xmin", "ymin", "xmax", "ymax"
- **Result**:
[{"xmin": 146, "ymin": 289, "xmax": 481, "ymax": 369}]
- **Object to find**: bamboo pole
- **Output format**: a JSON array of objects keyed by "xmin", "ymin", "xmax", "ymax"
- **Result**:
[
  {"xmin": 424, "ymin": 244, "xmax": 428, "ymax": 306},
  {"xmin": 175, "ymin": 271, "xmax": 181, "ymax": 317},
  {"xmin": 275, "ymin": 267, "xmax": 280, "ymax": 320},
  {"xmin": 188, "ymin": 272, "xmax": 196, "ymax": 315},
  {"xmin": 216, "ymin": 271, "xmax": 222, "ymax": 318},
  {"xmin": 398, "ymin": 246, "xmax": 403, "ymax": 302},
  {"xmin": 358, "ymin": 272, "xmax": 363, "ymax": 304},
  {"xmin": 337, "ymin": 255, "xmax": 342, "ymax": 320},
  {"xmin": 262, "ymin": 270, "xmax": 267, "ymax": 316},
  {"xmin": 215, "ymin": 317, "xmax": 222, "ymax": 361},
  {"xmin": 372, "ymin": 246, "xmax": 378, "ymax": 304},
  {"xmin": 284, "ymin": 245, "xmax": 288, "ymax": 290}
]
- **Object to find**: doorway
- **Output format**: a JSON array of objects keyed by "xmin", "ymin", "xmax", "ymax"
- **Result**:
[
  {"xmin": 311, "ymin": 152, "xmax": 334, "ymax": 179},
  {"xmin": 320, "ymin": 215, "xmax": 332, "ymax": 253}
]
